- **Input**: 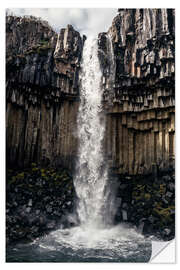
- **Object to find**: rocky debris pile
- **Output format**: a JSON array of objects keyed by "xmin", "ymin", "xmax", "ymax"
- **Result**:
[
  {"xmin": 6, "ymin": 164, "xmax": 78, "ymax": 244},
  {"xmin": 114, "ymin": 169, "xmax": 175, "ymax": 240}
]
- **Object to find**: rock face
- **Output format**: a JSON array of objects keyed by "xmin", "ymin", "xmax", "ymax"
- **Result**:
[
  {"xmin": 6, "ymin": 10, "xmax": 175, "ymax": 175},
  {"xmin": 98, "ymin": 9, "xmax": 175, "ymax": 175},
  {"xmin": 6, "ymin": 9, "xmax": 175, "ymax": 241},
  {"xmin": 6, "ymin": 15, "xmax": 83, "ymax": 170}
]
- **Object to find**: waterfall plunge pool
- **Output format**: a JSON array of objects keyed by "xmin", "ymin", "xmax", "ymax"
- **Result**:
[{"xmin": 6, "ymin": 224, "xmax": 152, "ymax": 262}]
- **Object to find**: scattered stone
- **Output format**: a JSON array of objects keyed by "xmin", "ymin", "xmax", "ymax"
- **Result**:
[
  {"xmin": 116, "ymin": 197, "xmax": 122, "ymax": 206},
  {"xmin": 166, "ymin": 191, "xmax": 173, "ymax": 198},
  {"xmin": 137, "ymin": 222, "xmax": 144, "ymax": 234},
  {"xmin": 168, "ymin": 183, "xmax": 175, "ymax": 192},
  {"xmin": 162, "ymin": 175, "xmax": 171, "ymax": 182},
  {"xmin": 46, "ymin": 221, "xmax": 56, "ymax": 229},
  {"xmin": 163, "ymin": 228, "xmax": 171, "ymax": 236},
  {"xmin": 66, "ymin": 201, "xmax": 72, "ymax": 207},
  {"xmin": 122, "ymin": 210, "xmax": 128, "ymax": 221},
  {"xmin": 162, "ymin": 195, "xmax": 169, "ymax": 204},
  {"xmin": 26, "ymin": 207, "xmax": 31, "ymax": 213},
  {"xmin": 46, "ymin": 206, "xmax": 53, "ymax": 213},
  {"xmin": 13, "ymin": 201, "xmax": 18, "ymax": 207},
  {"xmin": 170, "ymin": 209, "xmax": 175, "ymax": 215},
  {"xmin": 28, "ymin": 199, "xmax": 32, "ymax": 207},
  {"xmin": 148, "ymin": 215, "xmax": 155, "ymax": 223},
  {"xmin": 6, "ymin": 166, "xmax": 75, "ymax": 243},
  {"xmin": 122, "ymin": 203, "xmax": 128, "ymax": 209}
]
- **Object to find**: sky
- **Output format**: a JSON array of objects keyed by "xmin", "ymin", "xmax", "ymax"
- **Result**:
[{"xmin": 7, "ymin": 8, "xmax": 117, "ymax": 37}]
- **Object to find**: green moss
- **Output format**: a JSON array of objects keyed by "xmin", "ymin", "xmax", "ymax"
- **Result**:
[
  {"xmin": 24, "ymin": 43, "xmax": 51, "ymax": 56},
  {"xmin": 153, "ymin": 205, "xmax": 174, "ymax": 222},
  {"xmin": 144, "ymin": 193, "xmax": 151, "ymax": 200},
  {"xmin": 32, "ymin": 167, "xmax": 39, "ymax": 172},
  {"xmin": 39, "ymin": 39, "xmax": 49, "ymax": 46},
  {"xmin": 137, "ymin": 184, "xmax": 145, "ymax": 191},
  {"xmin": 31, "ymin": 163, "xmax": 37, "ymax": 167},
  {"xmin": 16, "ymin": 172, "xmax": 25, "ymax": 179},
  {"xmin": 37, "ymin": 45, "xmax": 51, "ymax": 56},
  {"xmin": 8, "ymin": 176, "xmax": 17, "ymax": 185},
  {"xmin": 159, "ymin": 184, "xmax": 166, "ymax": 195}
]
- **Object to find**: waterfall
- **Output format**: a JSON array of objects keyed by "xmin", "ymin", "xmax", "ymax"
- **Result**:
[
  {"xmin": 74, "ymin": 37, "xmax": 111, "ymax": 229},
  {"xmin": 23, "ymin": 36, "xmax": 151, "ymax": 263}
]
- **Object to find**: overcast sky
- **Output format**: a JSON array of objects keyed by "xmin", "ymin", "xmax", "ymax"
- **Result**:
[{"xmin": 7, "ymin": 8, "xmax": 117, "ymax": 37}]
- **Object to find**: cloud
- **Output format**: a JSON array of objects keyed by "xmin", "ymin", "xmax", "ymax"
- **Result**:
[{"xmin": 7, "ymin": 8, "xmax": 117, "ymax": 36}]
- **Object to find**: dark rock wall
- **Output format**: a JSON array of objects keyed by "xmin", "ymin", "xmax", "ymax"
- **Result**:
[
  {"xmin": 6, "ymin": 16, "xmax": 83, "ymax": 170},
  {"xmin": 98, "ymin": 8, "xmax": 175, "ymax": 175},
  {"xmin": 6, "ymin": 10, "xmax": 175, "ymax": 176}
]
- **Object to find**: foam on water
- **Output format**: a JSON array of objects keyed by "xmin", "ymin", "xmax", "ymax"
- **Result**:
[{"xmin": 29, "ymin": 223, "xmax": 151, "ymax": 261}]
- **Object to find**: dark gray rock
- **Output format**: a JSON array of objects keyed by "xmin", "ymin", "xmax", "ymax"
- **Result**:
[
  {"xmin": 28, "ymin": 199, "xmax": 33, "ymax": 206},
  {"xmin": 148, "ymin": 215, "xmax": 155, "ymax": 223},
  {"xmin": 122, "ymin": 203, "xmax": 128, "ymax": 210},
  {"xmin": 137, "ymin": 222, "xmax": 144, "ymax": 234},
  {"xmin": 35, "ymin": 209, "xmax": 40, "ymax": 215},
  {"xmin": 25, "ymin": 207, "xmax": 31, "ymax": 213},
  {"xmin": 163, "ymin": 228, "xmax": 171, "ymax": 236},
  {"xmin": 162, "ymin": 175, "xmax": 171, "ymax": 182},
  {"xmin": 168, "ymin": 183, "xmax": 175, "ymax": 192},
  {"xmin": 46, "ymin": 220, "xmax": 56, "ymax": 229},
  {"xmin": 46, "ymin": 206, "xmax": 53, "ymax": 213},
  {"xmin": 166, "ymin": 191, "xmax": 173, "ymax": 198},
  {"xmin": 116, "ymin": 197, "xmax": 122, "ymax": 207},
  {"xmin": 122, "ymin": 210, "xmax": 128, "ymax": 221},
  {"xmin": 162, "ymin": 195, "xmax": 169, "ymax": 204}
]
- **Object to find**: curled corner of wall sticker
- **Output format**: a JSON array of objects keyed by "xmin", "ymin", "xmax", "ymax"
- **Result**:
[{"xmin": 150, "ymin": 239, "xmax": 175, "ymax": 263}]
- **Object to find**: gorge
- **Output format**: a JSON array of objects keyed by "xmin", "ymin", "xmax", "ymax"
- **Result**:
[{"xmin": 6, "ymin": 9, "xmax": 175, "ymax": 262}]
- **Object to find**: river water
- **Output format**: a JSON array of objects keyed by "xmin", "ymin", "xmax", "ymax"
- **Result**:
[{"xmin": 6, "ymin": 37, "xmax": 152, "ymax": 263}]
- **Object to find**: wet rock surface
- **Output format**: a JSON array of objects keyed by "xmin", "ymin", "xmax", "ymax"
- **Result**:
[{"xmin": 6, "ymin": 164, "xmax": 78, "ymax": 244}]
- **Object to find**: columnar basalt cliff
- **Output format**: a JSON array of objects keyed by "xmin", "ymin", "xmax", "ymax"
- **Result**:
[
  {"xmin": 98, "ymin": 9, "xmax": 175, "ymax": 175},
  {"xmin": 6, "ymin": 16, "xmax": 84, "ymax": 170},
  {"xmin": 6, "ymin": 10, "xmax": 175, "ymax": 176},
  {"xmin": 6, "ymin": 9, "xmax": 175, "ymax": 241}
]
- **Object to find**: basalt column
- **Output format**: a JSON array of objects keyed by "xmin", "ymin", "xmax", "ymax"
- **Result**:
[
  {"xmin": 98, "ymin": 9, "xmax": 175, "ymax": 176},
  {"xmin": 6, "ymin": 16, "xmax": 84, "ymax": 170}
]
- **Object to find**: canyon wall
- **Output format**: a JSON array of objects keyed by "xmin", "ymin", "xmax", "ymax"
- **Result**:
[
  {"xmin": 6, "ymin": 16, "xmax": 84, "ymax": 170},
  {"xmin": 6, "ymin": 9, "xmax": 175, "ymax": 176},
  {"xmin": 99, "ymin": 9, "xmax": 175, "ymax": 175}
]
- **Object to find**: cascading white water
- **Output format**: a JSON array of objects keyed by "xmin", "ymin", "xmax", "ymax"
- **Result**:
[
  {"xmin": 74, "ymin": 37, "xmax": 109, "ymax": 228},
  {"xmin": 25, "ymin": 36, "xmax": 151, "ymax": 262}
]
